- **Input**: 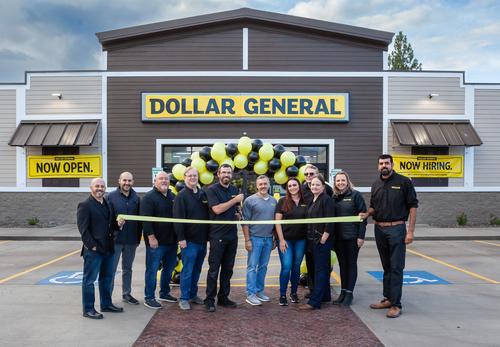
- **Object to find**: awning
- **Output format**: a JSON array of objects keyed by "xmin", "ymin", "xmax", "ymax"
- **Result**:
[
  {"xmin": 391, "ymin": 120, "xmax": 482, "ymax": 147},
  {"xmin": 8, "ymin": 121, "xmax": 99, "ymax": 147}
]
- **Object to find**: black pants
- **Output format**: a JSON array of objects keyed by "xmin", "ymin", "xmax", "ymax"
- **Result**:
[
  {"xmin": 205, "ymin": 238, "xmax": 238, "ymax": 303},
  {"xmin": 334, "ymin": 238, "xmax": 360, "ymax": 292},
  {"xmin": 305, "ymin": 240, "xmax": 315, "ymax": 290},
  {"xmin": 374, "ymin": 224, "xmax": 406, "ymax": 308}
]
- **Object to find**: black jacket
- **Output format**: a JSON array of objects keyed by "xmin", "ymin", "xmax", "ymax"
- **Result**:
[
  {"xmin": 306, "ymin": 192, "xmax": 335, "ymax": 243},
  {"xmin": 107, "ymin": 187, "xmax": 141, "ymax": 245},
  {"xmin": 173, "ymin": 186, "xmax": 210, "ymax": 243},
  {"xmin": 333, "ymin": 189, "xmax": 367, "ymax": 240},
  {"xmin": 140, "ymin": 187, "xmax": 177, "ymax": 246},
  {"xmin": 77, "ymin": 196, "xmax": 115, "ymax": 256}
]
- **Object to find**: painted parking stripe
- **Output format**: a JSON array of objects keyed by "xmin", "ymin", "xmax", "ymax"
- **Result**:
[
  {"xmin": 0, "ymin": 248, "xmax": 80, "ymax": 284},
  {"xmin": 0, "ymin": 241, "xmax": 9, "ymax": 245},
  {"xmin": 474, "ymin": 240, "xmax": 500, "ymax": 248},
  {"xmin": 407, "ymin": 248, "xmax": 499, "ymax": 284}
]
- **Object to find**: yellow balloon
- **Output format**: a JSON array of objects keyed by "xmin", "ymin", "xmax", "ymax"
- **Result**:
[
  {"xmin": 191, "ymin": 158, "xmax": 206, "ymax": 173},
  {"xmin": 254, "ymin": 160, "xmax": 268, "ymax": 175},
  {"xmin": 169, "ymin": 185, "xmax": 177, "ymax": 195},
  {"xmin": 199, "ymin": 171, "xmax": 214, "ymax": 185},
  {"xmin": 280, "ymin": 151, "xmax": 296, "ymax": 167},
  {"xmin": 297, "ymin": 165, "xmax": 306, "ymax": 182},
  {"xmin": 191, "ymin": 151, "xmax": 200, "ymax": 160},
  {"xmin": 259, "ymin": 143, "xmax": 274, "ymax": 161},
  {"xmin": 220, "ymin": 157, "xmax": 235, "ymax": 169},
  {"xmin": 237, "ymin": 136, "xmax": 252, "ymax": 155},
  {"xmin": 211, "ymin": 142, "xmax": 226, "ymax": 162},
  {"xmin": 234, "ymin": 153, "xmax": 248, "ymax": 169},
  {"xmin": 172, "ymin": 164, "xmax": 186, "ymax": 181},
  {"xmin": 274, "ymin": 169, "xmax": 288, "ymax": 184}
]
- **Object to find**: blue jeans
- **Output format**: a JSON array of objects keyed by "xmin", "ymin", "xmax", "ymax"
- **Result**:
[
  {"xmin": 144, "ymin": 244, "xmax": 178, "ymax": 300},
  {"xmin": 307, "ymin": 238, "xmax": 333, "ymax": 308},
  {"xmin": 180, "ymin": 242, "xmax": 207, "ymax": 301},
  {"xmin": 278, "ymin": 239, "xmax": 306, "ymax": 296},
  {"xmin": 246, "ymin": 236, "xmax": 273, "ymax": 295},
  {"xmin": 111, "ymin": 243, "xmax": 138, "ymax": 296},
  {"xmin": 82, "ymin": 249, "xmax": 114, "ymax": 312}
]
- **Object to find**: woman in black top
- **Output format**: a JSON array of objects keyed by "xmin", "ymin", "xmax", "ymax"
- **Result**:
[
  {"xmin": 299, "ymin": 175, "xmax": 335, "ymax": 310},
  {"xmin": 332, "ymin": 171, "xmax": 367, "ymax": 306},
  {"xmin": 275, "ymin": 178, "xmax": 308, "ymax": 306}
]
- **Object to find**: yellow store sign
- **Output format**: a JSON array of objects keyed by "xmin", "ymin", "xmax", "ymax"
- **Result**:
[
  {"xmin": 393, "ymin": 155, "xmax": 463, "ymax": 178},
  {"xmin": 28, "ymin": 155, "xmax": 102, "ymax": 178},
  {"xmin": 142, "ymin": 93, "xmax": 349, "ymax": 121}
]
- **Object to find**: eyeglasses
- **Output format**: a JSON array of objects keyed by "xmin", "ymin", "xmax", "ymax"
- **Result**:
[
  {"xmin": 304, "ymin": 172, "xmax": 315, "ymax": 176},
  {"xmin": 185, "ymin": 174, "xmax": 198, "ymax": 178}
]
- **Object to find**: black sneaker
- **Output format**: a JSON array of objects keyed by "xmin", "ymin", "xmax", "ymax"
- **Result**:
[
  {"xmin": 144, "ymin": 299, "xmax": 162, "ymax": 309},
  {"xmin": 205, "ymin": 302, "xmax": 216, "ymax": 313},
  {"xmin": 218, "ymin": 298, "xmax": 237, "ymax": 308},
  {"xmin": 158, "ymin": 293, "xmax": 178, "ymax": 303},
  {"xmin": 304, "ymin": 292, "xmax": 312, "ymax": 299},
  {"xmin": 279, "ymin": 295, "xmax": 288, "ymax": 306},
  {"xmin": 123, "ymin": 294, "xmax": 139, "ymax": 305},
  {"xmin": 290, "ymin": 293, "xmax": 300, "ymax": 303}
]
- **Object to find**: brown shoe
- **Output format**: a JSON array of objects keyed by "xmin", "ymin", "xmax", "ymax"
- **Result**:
[
  {"xmin": 386, "ymin": 306, "xmax": 402, "ymax": 318},
  {"xmin": 298, "ymin": 304, "xmax": 315, "ymax": 311},
  {"xmin": 369, "ymin": 298, "xmax": 392, "ymax": 309}
]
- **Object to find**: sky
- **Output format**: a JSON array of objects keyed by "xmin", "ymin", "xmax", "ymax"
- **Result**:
[{"xmin": 0, "ymin": 0, "xmax": 499, "ymax": 84}]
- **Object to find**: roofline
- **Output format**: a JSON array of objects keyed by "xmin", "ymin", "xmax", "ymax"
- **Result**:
[{"xmin": 96, "ymin": 7, "xmax": 394, "ymax": 47}]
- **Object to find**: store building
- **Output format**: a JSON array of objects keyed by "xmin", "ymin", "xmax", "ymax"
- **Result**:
[{"xmin": 0, "ymin": 8, "xmax": 499, "ymax": 226}]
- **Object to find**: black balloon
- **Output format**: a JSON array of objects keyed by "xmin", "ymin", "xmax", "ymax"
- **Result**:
[
  {"xmin": 286, "ymin": 165, "xmax": 299, "ymax": 177},
  {"xmin": 246, "ymin": 162, "xmax": 255, "ymax": 171},
  {"xmin": 295, "ymin": 155, "xmax": 307, "ymax": 168},
  {"xmin": 248, "ymin": 151, "xmax": 259, "ymax": 163},
  {"xmin": 225, "ymin": 143, "xmax": 238, "ymax": 157},
  {"xmin": 205, "ymin": 160, "xmax": 219, "ymax": 173},
  {"xmin": 251, "ymin": 139, "xmax": 263, "ymax": 151},
  {"xmin": 273, "ymin": 144, "xmax": 286, "ymax": 158},
  {"xmin": 168, "ymin": 173, "xmax": 178, "ymax": 186},
  {"xmin": 182, "ymin": 158, "xmax": 192, "ymax": 167},
  {"xmin": 199, "ymin": 146, "xmax": 212, "ymax": 161},
  {"xmin": 268, "ymin": 158, "xmax": 281, "ymax": 172},
  {"xmin": 175, "ymin": 181, "xmax": 186, "ymax": 192}
]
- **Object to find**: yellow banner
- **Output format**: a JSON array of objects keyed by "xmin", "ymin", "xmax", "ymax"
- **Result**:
[
  {"xmin": 28, "ymin": 155, "xmax": 102, "ymax": 178},
  {"xmin": 393, "ymin": 155, "xmax": 463, "ymax": 178},
  {"xmin": 142, "ymin": 93, "xmax": 349, "ymax": 121}
]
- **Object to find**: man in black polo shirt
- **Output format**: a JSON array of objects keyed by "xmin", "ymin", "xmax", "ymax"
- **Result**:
[
  {"xmin": 204, "ymin": 164, "xmax": 244, "ymax": 312},
  {"xmin": 360, "ymin": 154, "xmax": 418, "ymax": 318}
]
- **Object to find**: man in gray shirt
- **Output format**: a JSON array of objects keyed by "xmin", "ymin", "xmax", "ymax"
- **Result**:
[{"xmin": 242, "ymin": 175, "xmax": 277, "ymax": 306}]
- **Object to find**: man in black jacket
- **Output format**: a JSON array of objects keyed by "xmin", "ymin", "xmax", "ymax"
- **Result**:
[
  {"xmin": 173, "ymin": 167, "xmax": 209, "ymax": 310},
  {"xmin": 108, "ymin": 172, "xmax": 141, "ymax": 305},
  {"xmin": 77, "ymin": 178, "xmax": 125, "ymax": 319},
  {"xmin": 141, "ymin": 171, "xmax": 178, "ymax": 309}
]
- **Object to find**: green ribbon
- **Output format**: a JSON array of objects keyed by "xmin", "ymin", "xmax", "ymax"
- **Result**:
[{"xmin": 117, "ymin": 214, "xmax": 362, "ymax": 225}]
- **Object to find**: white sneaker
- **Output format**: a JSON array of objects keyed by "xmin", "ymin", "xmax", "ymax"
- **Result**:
[
  {"xmin": 178, "ymin": 300, "xmax": 191, "ymax": 310},
  {"xmin": 256, "ymin": 292, "xmax": 270, "ymax": 302},
  {"xmin": 246, "ymin": 294, "xmax": 262, "ymax": 306}
]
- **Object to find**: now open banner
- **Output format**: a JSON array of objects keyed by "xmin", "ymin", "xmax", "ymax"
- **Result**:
[
  {"xmin": 28, "ymin": 155, "xmax": 102, "ymax": 178},
  {"xmin": 393, "ymin": 155, "xmax": 463, "ymax": 178}
]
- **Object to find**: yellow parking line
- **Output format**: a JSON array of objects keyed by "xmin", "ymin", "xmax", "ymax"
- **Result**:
[
  {"xmin": 0, "ymin": 248, "xmax": 81, "ymax": 284},
  {"xmin": 407, "ymin": 248, "xmax": 499, "ymax": 284},
  {"xmin": 0, "ymin": 241, "xmax": 9, "ymax": 245},
  {"xmin": 474, "ymin": 240, "xmax": 500, "ymax": 248}
]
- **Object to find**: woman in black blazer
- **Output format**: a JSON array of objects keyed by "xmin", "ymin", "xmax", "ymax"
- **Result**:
[{"xmin": 299, "ymin": 174, "xmax": 335, "ymax": 310}]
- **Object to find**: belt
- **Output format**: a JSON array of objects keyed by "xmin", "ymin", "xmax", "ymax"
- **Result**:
[{"xmin": 374, "ymin": 220, "xmax": 405, "ymax": 227}]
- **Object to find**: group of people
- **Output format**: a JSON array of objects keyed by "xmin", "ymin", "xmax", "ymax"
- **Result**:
[{"xmin": 77, "ymin": 154, "xmax": 417, "ymax": 320}]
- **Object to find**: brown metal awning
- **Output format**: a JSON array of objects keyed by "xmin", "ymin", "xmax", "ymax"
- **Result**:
[
  {"xmin": 8, "ymin": 121, "xmax": 99, "ymax": 147},
  {"xmin": 391, "ymin": 120, "xmax": 482, "ymax": 147}
]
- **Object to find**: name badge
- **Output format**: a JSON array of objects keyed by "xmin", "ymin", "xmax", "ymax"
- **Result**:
[{"xmin": 391, "ymin": 186, "xmax": 401, "ymax": 190}]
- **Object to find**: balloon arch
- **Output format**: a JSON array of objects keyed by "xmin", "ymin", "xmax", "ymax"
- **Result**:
[{"xmin": 169, "ymin": 136, "xmax": 308, "ymax": 194}]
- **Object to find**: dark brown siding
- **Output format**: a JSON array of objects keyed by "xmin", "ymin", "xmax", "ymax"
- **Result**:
[
  {"xmin": 249, "ymin": 25, "xmax": 383, "ymax": 71},
  {"xmin": 107, "ymin": 77, "xmax": 382, "ymax": 187},
  {"xmin": 106, "ymin": 26, "xmax": 242, "ymax": 71}
]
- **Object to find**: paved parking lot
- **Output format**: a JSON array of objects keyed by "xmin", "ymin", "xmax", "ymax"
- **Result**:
[{"xmin": 0, "ymin": 225, "xmax": 499, "ymax": 346}]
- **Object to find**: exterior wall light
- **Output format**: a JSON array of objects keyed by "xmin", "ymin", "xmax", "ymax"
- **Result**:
[
  {"xmin": 51, "ymin": 93, "xmax": 62, "ymax": 100},
  {"xmin": 428, "ymin": 93, "xmax": 439, "ymax": 99}
]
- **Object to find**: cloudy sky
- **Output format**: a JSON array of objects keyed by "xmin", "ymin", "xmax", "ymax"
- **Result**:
[{"xmin": 1, "ymin": 0, "xmax": 499, "ymax": 83}]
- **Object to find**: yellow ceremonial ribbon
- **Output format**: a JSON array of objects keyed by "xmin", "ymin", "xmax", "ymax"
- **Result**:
[{"xmin": 117, "ymin": 214, "xmax": 362, "ymax": 225}]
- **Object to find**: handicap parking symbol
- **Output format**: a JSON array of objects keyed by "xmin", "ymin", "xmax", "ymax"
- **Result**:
[
  {"xmin": 367, "ymin": 270, "xmax": 450, "ymax": 285},
  {"xmin": 37, "ymin": 271, "xmax": 84, "ymax": 285}
]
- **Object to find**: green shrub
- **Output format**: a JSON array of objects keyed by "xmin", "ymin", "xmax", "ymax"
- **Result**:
[
  {"xmin": 456, "ymin": 212, "xmax": 467, "ymax": 226},
  {"xmin": 27, "ymin": 217, "xmax": 40, "ymax": 226},
  {"xmin": 489, "ymin": 214, "xmax": 500, "ymax": 226}
]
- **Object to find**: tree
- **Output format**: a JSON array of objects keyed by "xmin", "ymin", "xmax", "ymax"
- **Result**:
[{"xmin": 388, "ymin": 31, "xmax": 422, "ymax": 71}]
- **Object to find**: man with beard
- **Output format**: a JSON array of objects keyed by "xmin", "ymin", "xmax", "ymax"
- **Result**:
[
  {"xmin": 108, "ymin": 172, "xmax": 141, "ymax": 305},
  {"xmin": 360, "ymin": 154, "xmax": 418, "ymax": 318},
  {"xmin": 78, "ymin": 178, "xmax": 125, "ymax": 319},
  {"xmin": 141, "ymin": 171, "xmax": 178, "ymax": 309},
  {"xmin": 204, "ymin": 164, "xmax": 244, "ymax": 312}
]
